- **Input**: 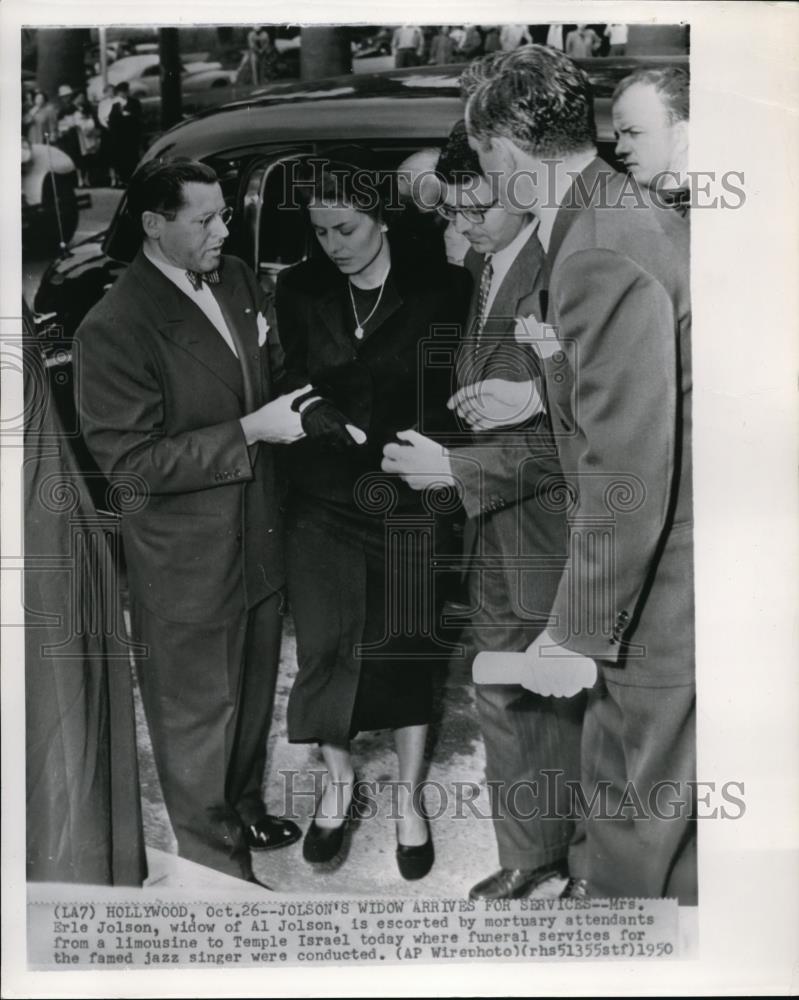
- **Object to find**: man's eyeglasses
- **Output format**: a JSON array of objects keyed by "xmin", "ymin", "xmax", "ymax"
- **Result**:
[
  {"xmin": 158, "ymin": 206, "xmax": 234, "ymax": 230},
  {"xmin": 436, "ymin": 199, "xmax": 498, "ymax": 225}
]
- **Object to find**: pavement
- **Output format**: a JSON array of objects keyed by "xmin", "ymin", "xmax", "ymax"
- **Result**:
[{"xmin": 134, "ymin": 616, "xmax": 520, "ymax": 898}]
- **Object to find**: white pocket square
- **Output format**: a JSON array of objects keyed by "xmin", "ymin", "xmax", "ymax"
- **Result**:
[
  {"xmin": 256, "ymin": 311, "xmax": 269, "ymax": 347},
  {"xmin": 514, "ymin": 315, "xmax": 562, "ymax": 359}
]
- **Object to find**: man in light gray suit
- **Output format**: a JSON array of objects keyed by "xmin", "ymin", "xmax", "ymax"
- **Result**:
[
  {"xmin": 464, "ymin": 46, "xmax": 695, "ymax": 903},
  {"xmin": 383, "ymin": 122, "xmax": 584, "ymax": 900}
]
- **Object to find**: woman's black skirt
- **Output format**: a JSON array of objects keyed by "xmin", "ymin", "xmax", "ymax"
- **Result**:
[{"xmin": 285, "ymin": 490, "xmax": 459, "ymax": 746}]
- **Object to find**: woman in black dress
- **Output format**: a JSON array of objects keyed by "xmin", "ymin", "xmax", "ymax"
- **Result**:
[{"xmin": 275, "ymin": 154, "xmax": 470, "ymax": 878}]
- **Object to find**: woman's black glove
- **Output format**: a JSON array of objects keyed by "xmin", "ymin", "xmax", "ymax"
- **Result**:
[{"xmin": 300, "ymin": 398, "xmax": 365, "ymax": 451}]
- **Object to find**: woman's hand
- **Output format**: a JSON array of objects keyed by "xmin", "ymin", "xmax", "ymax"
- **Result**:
[{"xmin": 301, "ymin": 399, "xmax": 366, "ymax": 450}]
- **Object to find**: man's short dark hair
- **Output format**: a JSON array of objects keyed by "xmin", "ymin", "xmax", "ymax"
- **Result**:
[
  {"xmin": 436, "ymin": 120, "xmax": 484, "ymax": 184},
  {"xmin": 127, "ymin": 158, "xmax": 219, "ymax": 236},
  {"xmin": 612, "ymin": 67, "xmax": 690, "ymax": 123},
  {"xmin": 466, "ymin": 45, "xmax": 596, "ymax": 158}
]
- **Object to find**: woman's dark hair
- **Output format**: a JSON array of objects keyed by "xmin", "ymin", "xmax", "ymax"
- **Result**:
[
  {"xmin": 294, "ymin": 147, "xmax": 389, "ymax": 223},
  {"xmin": 126, "ymin": 157, "xmax": 219, "ymax": 236}
]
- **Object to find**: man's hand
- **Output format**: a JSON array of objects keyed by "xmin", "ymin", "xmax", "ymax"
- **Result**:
[
  {"xmin": 520, "ymin": 630, "xmax": 597, "ymax": 697},
  {"xmin": 447, "ymin": 378, "xmax": 544, "ymax": 431},
  {"xmin": 381, "ymin": 429, "xmax": 455, "ymax": 490},
  {"xmin": 240, "ymin": 385, "xmax": 312, "ymax": 445}
]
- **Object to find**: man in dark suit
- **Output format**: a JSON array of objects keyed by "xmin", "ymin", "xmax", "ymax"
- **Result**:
[
  {"xmin": 463, "ymin": 46, "xmax": 695, "ymax": 902},
  {"xmin": 382, "ymin": 122, "xmax": 584, "ymax": 900},
  {"xmin": 74, "ymin": 159, "xmax": 307, "ymax": 884}
]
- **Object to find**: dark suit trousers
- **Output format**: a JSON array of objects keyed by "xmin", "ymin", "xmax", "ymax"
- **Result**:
[
  {"xmin": 569, "ymin": 671, "xmax": 697, "ymax": 903},
  {"xmin": 468, "ymin": 519, "xmax": 584, "ymax": 871},
  {"xmin": 132, "ymin": 594, "xmax": 282, "ymax": 879}
]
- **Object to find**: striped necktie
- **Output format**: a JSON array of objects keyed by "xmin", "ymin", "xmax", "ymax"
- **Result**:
[{"xmin": 475, "ymin": 256, "xmax": 494, "ymax": 337}]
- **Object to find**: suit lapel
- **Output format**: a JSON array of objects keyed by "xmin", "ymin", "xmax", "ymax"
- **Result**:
[
  {"xmin": 547, "ymin": 157, "xmax": 615, "ymax": 270},
  {"xmin": 463, "ymin": 249, "xmax": 483, "ymax": 336},
  {"xmin": 459, "ymin": 229, "xmax": 548, "ymax": 386},
  {"xmin": 490, "ymin": 228, "xmax": 547, "ymax": 323},
  {"xmin": 131, "ymin": 252, "xmax": 245, "ymax": 402},
  {"xmin": 211, "ymin": 271, "xmax": 263, "ymax": 410}
]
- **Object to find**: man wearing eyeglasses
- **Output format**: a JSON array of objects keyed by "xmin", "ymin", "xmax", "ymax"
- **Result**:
[
  {"xmin": 74, "ymin": 158, "xmax": 310, "ymax": 886},
  {"xmin": 383, "ymin": 121, "xmax": 583, "ymax": 901}
]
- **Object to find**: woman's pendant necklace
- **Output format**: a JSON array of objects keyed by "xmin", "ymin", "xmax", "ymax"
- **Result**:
[{"xmin": 349, "ymin": 268, "xmax": 389, "ymax": 340}]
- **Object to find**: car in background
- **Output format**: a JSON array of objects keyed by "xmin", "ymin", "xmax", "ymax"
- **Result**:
[
  {"xmin": 352, "ymin": 28, "xmax": 393, "ymax": 58},
  {"xmin": 86, "ymin": 53, "xmax": 235, "ymax": 103}
]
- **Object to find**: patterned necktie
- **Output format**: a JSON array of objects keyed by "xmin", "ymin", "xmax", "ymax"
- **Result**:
[
  {"xmin": 186, "ymin": 268, "xmax": 220, "ymax": 291},
  {"xmin": 475, "ymin": 256, "xmax": 494, "ymax": 338}
]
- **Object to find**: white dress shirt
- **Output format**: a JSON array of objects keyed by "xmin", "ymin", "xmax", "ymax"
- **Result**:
[
  {"xmin": 483, "ymin": 218, "xmax": 538, "ymax": 315},
  {"xmin": 143, "ymin": 244, "xmax": 238, "ymax": 357}
]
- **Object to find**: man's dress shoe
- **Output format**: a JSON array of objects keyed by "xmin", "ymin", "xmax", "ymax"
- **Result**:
[
  {"xmin": 246, "ymin": 815, "xmax": 302, "ymax": 852},
  {"xmin": 469, "ymin": 863, "xmax": 565, "ymax": 900}
]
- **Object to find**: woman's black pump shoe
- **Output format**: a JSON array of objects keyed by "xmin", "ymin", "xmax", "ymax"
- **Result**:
[
  {"xmin": 396, "ymin": 822, "xmax": 434, "ymax": 880},
  {"xmin": 303, "ymin": 776, "xmax": 364, "ymax": 864}
]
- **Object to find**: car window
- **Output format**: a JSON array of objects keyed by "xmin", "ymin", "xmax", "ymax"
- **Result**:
[
  {"xmin": 237, "ymin": 152, "xmax": 313, "ymax": 287},
  {"xmin": 257, "ymin": 158, "xmax": 309, "ymax": 273}
]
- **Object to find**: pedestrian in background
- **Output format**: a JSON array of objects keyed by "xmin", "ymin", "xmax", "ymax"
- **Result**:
[
  {"xmin": 428, "ymin": 26, "xmax": 456, "ymax": 65},
  {"xmin": 458, "ymin": 25, "xmax": 484, "ymax": 60},
  {"xmin": 108, "ymin": 82, "xmax": 142, "ymax": 185},
  {"xmin": 605, "ymin": 23, "xmax": 629, "ymax": 56},
  {"xmin": 499, "ymin": 24, "xmax": 532, "ymax": 51},
  {"xmin": 482, "ymin": 26, "xmax": 501, "ymax": 54},
  {"xmin": 545, "ymin": 23, "xmax": 565, "ymax": 51},
  {"xmin": 73, "ymin": 91, "xmax": 100, "ymax": 187},
  {"xmin": 96, "ymin": 83, "xmax": 121, "ymax": 187},
  {"xmin": 23, "ymin": 90, "xmax": 58, "ymax": 144},
  {"xmin": 565, "ymin": 24, "xmax": 601, "ymax": 58},
  {"xmin": 255, "ymin": 27, "xmax": 281, "ymax": 83},
  {"xmin": 55, "ymin": 84, "xmax": 81, "ymax": 165},
  {"xmin": 392, "ymin": 25, "xmax": 424, "ymax": 68},
  {"xmin": 236, "ymin": 27, "xmax": 262, "ymax": 84}
]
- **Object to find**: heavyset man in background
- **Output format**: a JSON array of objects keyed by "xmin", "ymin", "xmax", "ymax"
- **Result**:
[{"xmin": 464, "ymin": 46, "xmax": 695, "ymax": 902}]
